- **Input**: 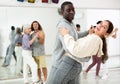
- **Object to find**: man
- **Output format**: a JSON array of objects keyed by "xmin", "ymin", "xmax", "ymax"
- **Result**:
[
  {"xmin": 76, "ymin": 24, "xmax": 81, "ymax": 33},
  {"xmin": 2, "ymin": 26, "xmax": 16, "ymax": 67},
  {"xmin": 46, "ymin": 1, "xmax": 89, "ymax": 84}
]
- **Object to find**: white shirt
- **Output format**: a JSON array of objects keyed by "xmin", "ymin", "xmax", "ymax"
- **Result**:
[{"xmin": 63, "ymin": 34, "xmax": 103, "ymax": 59}]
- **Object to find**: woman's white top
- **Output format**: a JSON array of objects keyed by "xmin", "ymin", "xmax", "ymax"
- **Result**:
[{"xmin": 63, "ymin": 34, "xmax": 104, "ymax": 59}]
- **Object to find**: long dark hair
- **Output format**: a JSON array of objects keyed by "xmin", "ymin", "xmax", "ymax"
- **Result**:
[
  {"xmin": 16, "ymin": 27, "xmax": 22, "ymax": 35},
  {"xmin": 101, "ymin": 20, "xmax": 114, "ymax": 64},
  {"xmin": 31, "ymin": 21, "xmax": 43, "ymax": 31}
]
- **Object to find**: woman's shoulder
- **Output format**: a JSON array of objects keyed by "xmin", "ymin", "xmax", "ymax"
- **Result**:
[
  {"xmin": 91, "ymin": 34, "xmax": 100, "ymax": 38},
  {"xmin": 88, "ymin": 34, "xmax": 102, "ymax": 43},
  {"xmin": 39, "ymin": 30, "xmax": 44, "ymax": 34}
]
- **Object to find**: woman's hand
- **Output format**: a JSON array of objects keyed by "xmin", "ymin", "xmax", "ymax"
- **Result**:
[
  {"xmin": 34, "ymin": 32, "xmax": 39, "ymax": 38},
  {"xmin": 60, "ymin": 27, "xmax": 69, "ymax": 36},
  {"xmin": 114, "ymin": 28, "xmax": 118, "ymax": 32},
  {"xmin": 111, "ymin": 28, "xmax": 118, "ymax": 38}
]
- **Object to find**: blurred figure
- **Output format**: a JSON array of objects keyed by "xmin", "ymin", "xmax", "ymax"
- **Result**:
[
  {"xmin": 2, "ymin": 26, "xmax": 16, "ymax": 67},
  {"xmin": 76, "ymin": 24, "xmax": 81, "ymax": 33},
  {"xmin": 14, "ymin": 27, "xmax": 23, "ymax": 76}
]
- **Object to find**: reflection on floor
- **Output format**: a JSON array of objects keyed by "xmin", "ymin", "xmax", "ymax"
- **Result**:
[
  {"xmin": 0, "ymin": 56, "xmax": 120, "ymax": 84},
  {"xmin": 0, "ymin": 56, "xmax": 52, "ymax": 80}
]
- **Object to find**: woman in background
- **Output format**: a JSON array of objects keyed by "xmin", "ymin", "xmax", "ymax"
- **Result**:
[
  {"xmin": 14, "ymin": 27, "xmax": 23, "ymax": 76},
  {"xmin": 31, "ymin": 21, "xmax": 47, "ymax": 84}
]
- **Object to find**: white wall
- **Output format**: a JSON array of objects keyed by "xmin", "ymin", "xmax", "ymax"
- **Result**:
[{"xmin": 73, "ymin": 8, "xmax": 87, "ymax": 32}]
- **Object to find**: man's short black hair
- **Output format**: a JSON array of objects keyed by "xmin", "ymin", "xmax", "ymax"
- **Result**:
[
  {"xmin": 61, "ymin": 1, "xmax": 73, "ymax": 11},
  {"xmin": 11, "ymin": 26, "xmax": 15, "ymax": 30},
  {"xmin": 96, "ymin": 21, "xmax": 102, "ymax": 24},
  {"xmin": 76, "ymin": 24, "xmax": 80, "ymax": 28}
]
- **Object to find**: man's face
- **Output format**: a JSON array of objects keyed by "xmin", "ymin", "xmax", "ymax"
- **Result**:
[
  {"xmin": 25, "ymin": 28, "xmax": 31, "ymax": 34},
  {"xmin": 77, "ymin": 27, "xmax": 80, "ymax": 31},
  {"xmin": 62, "ymin": 4, "xmax": 75, "ymax": 22}
]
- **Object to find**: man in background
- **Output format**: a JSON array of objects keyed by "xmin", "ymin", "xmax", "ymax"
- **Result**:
[
  {"xmin": 2, "ymin": 26, "xmax": 16, "ymax": 67},
  {"xmin": 76, "ymin": 24, "xmax": 81, "ymax": 33}
]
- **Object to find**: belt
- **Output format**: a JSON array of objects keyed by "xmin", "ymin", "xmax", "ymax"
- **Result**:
[
  {"xmin": 64, "ymin": 52, "xmax": 72, "ymax": 56},
  {"xmin": 16, "ymin": 43, "xmax": 22, "ymax": 46}
]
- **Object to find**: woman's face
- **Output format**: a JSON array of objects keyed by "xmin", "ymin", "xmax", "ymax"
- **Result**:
[
  {"xmin": 33, "ymin": 22, "xmax": 39, "ymax": 30},
  {"xmin": 95, "ymin": 20, "xmax": 109, "ymax": 37},
  {"xmin": 25, "ymin": 28, "xmax": 31, "ymax": 34}
]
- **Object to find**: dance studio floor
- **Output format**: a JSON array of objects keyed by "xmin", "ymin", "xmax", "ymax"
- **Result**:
[{"xmin": 0, "ymin": 56, "xmax": 120, "ymax": 84}]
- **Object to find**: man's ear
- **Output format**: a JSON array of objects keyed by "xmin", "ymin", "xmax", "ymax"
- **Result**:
[{"xmin": 58, "ymin": 8, "xmax": 62, "ymax": 15}]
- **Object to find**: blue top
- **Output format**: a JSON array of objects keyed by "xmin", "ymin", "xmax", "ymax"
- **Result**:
[
  {"xmin": 22, "ymin": 34, "xmax": 32, "ymax": 50},
  {"xmin": 14, "ymin": 34, "xmax": 22, "ymax": 44}
]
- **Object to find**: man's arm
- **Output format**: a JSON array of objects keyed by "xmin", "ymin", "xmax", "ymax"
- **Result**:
[
  {"xmin": 78, "ymin": 26, "xmax": 95, "ymax": 38},
  {"xmin": 78, "ymin": 31, "xmax": 89, "ymax": 38}
]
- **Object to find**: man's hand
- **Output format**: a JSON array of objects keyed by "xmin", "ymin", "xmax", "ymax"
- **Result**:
[
  {"xmin": 60, "ymin": 27, "xmax": 69, "ymax": 36},
  {"xmin": 89, "ymin": 25, "xmax": 95, "ymax": 34}
]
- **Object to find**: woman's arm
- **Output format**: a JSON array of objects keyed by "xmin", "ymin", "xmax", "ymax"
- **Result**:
[
  {"xmin": 38, "ymin": 30, "xmax": 45, "ymax": 44},
  {"xmin": 60, "ymin": 28, "xmax": 103, "ymax": 58}
]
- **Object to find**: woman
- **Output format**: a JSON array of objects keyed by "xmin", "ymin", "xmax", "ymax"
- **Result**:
[
  {"xmin": 31, "ymin": 21, "xmax": 47, "ymax": 84},
  {"xmin": 14, "ymin": 27, "xmax": 23, "ymax": 76},
  {"xmin": 51, "ymin": 20, "xmax": 114, "ymax": 84},
  {"xmin": 22, "ymin": 24, "xmax": 40, "ymax": 84},
  {"xmin": 84, "ymin": 21, "xmax": 118, "ymax": 79}
]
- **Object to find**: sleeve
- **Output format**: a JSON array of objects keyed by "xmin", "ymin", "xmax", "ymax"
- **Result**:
[
  {"xmin": 64, "ymin": 34, "xmax": 101, "ymax": 58},
  {"xmin": 78, "ymin": 30, "xmax": 89, "ymax": 38},
  {"xmin": 9, "ymin": 32, "xmax": 12, "ymax": 41},
  {"xmin": 23, "ymin": 35, "xmax": 31, "ymax": 49},
  {"xmin": 14, "ymin": 35, "xmax": 19, "ymax": 44},
  {"xmin": 57, "ymin": 22, "xmax": 70, "ymax": 52}
]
